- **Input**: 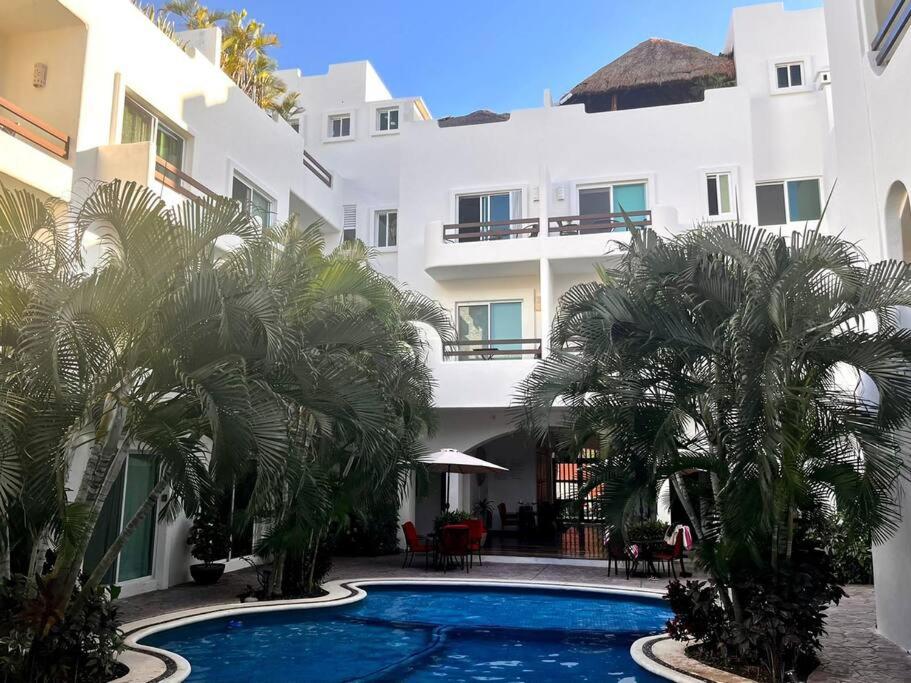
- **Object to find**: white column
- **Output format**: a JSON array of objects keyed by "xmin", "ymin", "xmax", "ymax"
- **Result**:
[
  {"xmin": 540, "ymin": 258, "xmax": 553, "ymax": 358},
  {"xmin": 397, "ymin": 471, "xmax": 417, "ymax": 545}
]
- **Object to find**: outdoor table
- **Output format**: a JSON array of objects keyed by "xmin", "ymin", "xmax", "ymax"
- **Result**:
[{"xmin": 628, "ymin": 538, "xmax": 665, "ymax": 578}]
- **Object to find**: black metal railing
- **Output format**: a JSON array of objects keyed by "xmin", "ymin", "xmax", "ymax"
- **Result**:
[
  {"xmin": 442, "ymin": 338, "xmax": 542, "ymax": 360},
  {"xmin": 872, "ymin": 0, "xmax": 911, "ymax": 65},
  {"xmin": 303, "ymin": 149, "xmax": 332, "ymax": 187}
]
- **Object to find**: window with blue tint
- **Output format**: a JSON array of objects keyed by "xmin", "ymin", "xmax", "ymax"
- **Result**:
[
  {"xmin": 613, "ymin": 183, "xmax": 648, "ymax": 226},
  {"xmin": 787, "ymin": 179, "xmax": 822, "ymax": 222},
  {"xmin": 491, "ymin": 301, "xmax": 522, "ymax": 352}
]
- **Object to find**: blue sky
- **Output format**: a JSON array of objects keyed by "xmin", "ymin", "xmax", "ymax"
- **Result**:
[{"xmin": 245, "ymin": 0, "xmax": 822, "ymax": 118}]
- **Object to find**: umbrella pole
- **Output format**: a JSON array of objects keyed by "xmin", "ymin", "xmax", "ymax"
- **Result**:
[{"xmin": 445, "ymin": 465, "xmax": 451, "ymax": 510}]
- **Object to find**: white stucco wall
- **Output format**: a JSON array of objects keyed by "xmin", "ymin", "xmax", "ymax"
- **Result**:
[{"xmin": 824, "ymin": 0, "xmax": 911, "ymax": 653}]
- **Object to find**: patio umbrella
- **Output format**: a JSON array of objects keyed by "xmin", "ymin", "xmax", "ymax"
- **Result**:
[{"xmin": 419, "ymin": 448, "xmax": 508, "ymax": 510}]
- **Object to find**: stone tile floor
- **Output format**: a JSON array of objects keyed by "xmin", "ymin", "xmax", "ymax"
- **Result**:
[{"xmin": 116, "ymin": 554, "xmax": 911, "ymax": 682}]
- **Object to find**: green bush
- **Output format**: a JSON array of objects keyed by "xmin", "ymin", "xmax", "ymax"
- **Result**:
[
  {"xmin": 808, "ymin": 514, "xmax": 873, "ymax": 585},
  {"xmin": 334, "ymin": 500, "xmax": 401, "ymax": 557},
  {"xmin": 626, "ymin": 519, "xmax": 668, "ymax": 542},
  {"xmin": 433, "ymin": 510, "xmax": 471, "ymax": 532},
  {"xmin": 666, "ymin": 535, "xmax": 845, "ymax": 682},
  {"xmin": 0, "ymin": 574, "xmax": 124, "ymax": 683}
]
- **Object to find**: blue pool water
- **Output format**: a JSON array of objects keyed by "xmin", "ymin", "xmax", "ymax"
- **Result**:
[{"xmin": 140, "ymin": 585, "xmax": 670, "ymax": 682}]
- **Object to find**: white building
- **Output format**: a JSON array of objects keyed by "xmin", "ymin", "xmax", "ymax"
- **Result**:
[{"xmin": 1, "ymin": 0, "xmax": 909, "ymax": 652}]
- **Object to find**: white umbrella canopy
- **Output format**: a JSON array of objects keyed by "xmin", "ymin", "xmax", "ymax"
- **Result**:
[
  {"xmin": 419, "ymin": 448, "xmax": 509, "ymax": 474},
  {"xmin": 419, "ymin": 448, "xmax": 508, "ymax": 510}
]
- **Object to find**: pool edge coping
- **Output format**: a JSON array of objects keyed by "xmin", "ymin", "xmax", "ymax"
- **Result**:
[
  {"xmin": 115, "ymin": 578, "xmax": 670, "ymax": 683},
  {"xmin": 631, "ymin": 634, "xmax": 758, "ymax": 683}
]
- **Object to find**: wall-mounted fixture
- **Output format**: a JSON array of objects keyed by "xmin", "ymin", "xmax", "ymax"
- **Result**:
[
  {"xmin": 33, "ymin": 63, "xmax": 47, "ymax": 88},
  {"xmin": 554, "ymin": 184, "xmax": 566, "ymax": 201}
]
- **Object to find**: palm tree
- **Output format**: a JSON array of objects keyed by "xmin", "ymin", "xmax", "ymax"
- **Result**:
[
  {"xmin": 519, "ymin": 224, "xmax": 911, "ymax": 676},
  {"xmin": 217, "ymin": 224, "xmax": 451, "ymax": 595},
  {"xmin": 161, "ymin": 0, "xmax": 226, "ymax": 29},
  {"xmin": 160, "ymin": 3, "xmax": 302, "ymax": 118},
  {"xmin": 0, "ymin": 180, "xmax": 290, "ymax": 626}
]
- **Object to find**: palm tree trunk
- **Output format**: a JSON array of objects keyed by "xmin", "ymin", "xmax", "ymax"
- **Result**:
[
  {"xmin": 0, "ymin": 521, "xmax": 10, "ymax": 581},
  {"xmin": 83, "ymin": 479, "xmax": 167, "ymax": 592},
  {"xmin": 54, "ymin": 396, "xmax": 131, "ymax": 615},
  {"xmin": 671, "ymin": 473, "xmax": 704, "ymax": 539},
  {"xmin": 268, "ymin": 550, "xmax": 285, "ymax": 597}
]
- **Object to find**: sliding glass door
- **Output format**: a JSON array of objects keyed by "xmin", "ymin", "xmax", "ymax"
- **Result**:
[
  {"xmin": 457, "ymin": 192, "xmax": 513, "ymax": 241},
  {"xmin": 84, "ymin": 454, "xmax": 158, "ymax": 584},
  {"xmin": 457, "ymin": 301, "xmax": 522, "ymax": 358}
]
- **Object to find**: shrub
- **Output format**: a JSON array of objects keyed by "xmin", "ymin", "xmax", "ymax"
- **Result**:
[
  {"xmin": 433, "ymin": 510, "xmax": 471, "ymax": 532},
  {"xmin": 187, "ymin": 510, "xmax": 231, "ymax": 565},
  {"xmin": 666, "ymin": 535, "xmax": 845, "ymax": 682},
  {"xmin": 334, "ymin": 500, "xmax": 401, "ymax": 557},
  {"xmin": 0, "ymin": 574, "xmax": 124, "ymax": 683},
  {"xmin": 626, "ymin": 519, "xmax": 668, "ymax": 542},
  {"xmin": 808, "ymin": 514, "xmax": 873, "ymax": 585}
]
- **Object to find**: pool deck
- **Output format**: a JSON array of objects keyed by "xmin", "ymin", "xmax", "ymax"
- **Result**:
[{"xmin": 115, "ymin": 554, "xmax": 911, "ymax": 683}]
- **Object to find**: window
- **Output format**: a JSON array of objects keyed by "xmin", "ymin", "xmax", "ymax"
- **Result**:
[
  {"xmin": 328, "ymin": 113, "xmax": 351, "ymax": 138},
  {"xmin": 376, "ymin": 210, "xmax": 397, "ymax": 248},
  {"xmin": 84, "ymin": 453, "xmax": 158, "ymax": 584},
  {"xmin": 343, "ymin": 204, "xmax": 357, "ymax": 242},
  {"xmin": 122, "ymin": 97, "xmax": 185, "ymax": 181},
  {"xmin": 577, "ymin": 181, "xmax": 648, "ymax": 227},
  {"xmin": 456, "ymin": 301, "xmax": 522, "ymax": 359},
  {"xmin": 456, "ymin": 191, "xmax": 520, "ymax": 241},
  {"xmin": 377, "ymin": 106, "xmax": 399, "ymax": 132},
  {"xmin": 706, "ymin": 172, "xmax": 734, "ymax": 218},
  {"xmin": 775, "ymin": 62, "xmax": 804, "ymax": 89},
  {"xmin": 756, "ymin": 179, "xmax": 822, "ymax": 225},
  {"xmin": 232, "ymin": 175, "xmax": 272, "ymax": 228}
]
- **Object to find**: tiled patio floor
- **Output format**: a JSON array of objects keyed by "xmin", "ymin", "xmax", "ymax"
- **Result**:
[{"xmin": 116, "ymin": 554, "xmax": 911, "ymax": 682}]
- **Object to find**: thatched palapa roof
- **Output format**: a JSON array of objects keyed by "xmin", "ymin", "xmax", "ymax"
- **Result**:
[
  {"xmin": 438, "ymin": 110, "xmax": 510, "ymax": 128},
  {"xmin": 563, "ymin": 38, "xmax": 735, "ymax": 103}
]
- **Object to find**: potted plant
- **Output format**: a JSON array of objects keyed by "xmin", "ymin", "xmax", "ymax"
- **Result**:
[
  {"xmin": 473, "ymin": 498, "xmax": 493, "ymax": 529},
  {"xmin": 187, "ymin": 510, "xmax": 231, "ymax": 585},
  {"xmin": 433, "ymin": 509, "xmax": 471, "ymax": 533}
]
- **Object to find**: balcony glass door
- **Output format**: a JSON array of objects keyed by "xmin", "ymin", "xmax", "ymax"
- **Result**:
[
  {"xmin": 84, "ymin": 454, "xmax": 158, "ymax": 584},
  {"xmin": 613, "ymin": 183, "xmax": 647, "ymax": 224},
  {"xmin": 457, "ymin": 192, "xmax": 512, "ymax": 241},
  {"xmin": 456, "ymin": 301, "xmax": 522, "ymax": 359}
]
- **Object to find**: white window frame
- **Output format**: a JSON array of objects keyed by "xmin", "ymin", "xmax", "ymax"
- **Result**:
[
  {"xmin": 374, "ymin": 106, "xmax": 400, "ymax": 135},
  {"xmin": 769, "ymin": 57, "xmax": 813, "ymax": 94},
  {"xmin": 703, "ymin": 168, "xmax": 739, "ymax": 221},
  {"xmin": 231, "ymin": 170, "xmax": 275, "ymax": 229},
  {"xmin": 375, "ymin": 209, "xmax": 398, "ymax": 249},
  {"xmin": 324, "ymin": 110, "xmax": 355, "ymax": 142},
  {"xmin": 755, "ymin": 177, "xmax": 823, "ymax": 227}
]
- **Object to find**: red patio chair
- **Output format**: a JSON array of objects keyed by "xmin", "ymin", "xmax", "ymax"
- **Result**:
[
  {"xmin": 401, "ymin": 521, "xmax": 432, "ymax": 569},
  {"xmin": 653, "ymin": 530, "xmax": 685, "ymax": 579},
  {"xmin": 440, "ymin": 524, "xmax": 470, "ymax": 573},
  {"xmin": 466, "ymin": 518, "xmax": 486, "ymax": 567}
]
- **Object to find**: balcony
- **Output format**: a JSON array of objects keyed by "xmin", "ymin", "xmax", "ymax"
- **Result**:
[
  {"xmin": 0, "ymin": 95, "xmax": 69, "ymax": 160},
  {"xmin": 442, "ymin": 217, "xmax": 540, "ymax": 243},
  {"xmin": 302, "ymin": 149, "xmax": 332, "ymax": 187},
  {"xmin": 442, "ymin": 338, "xmax": 542, "ymax": 361},
  {"xmin": 872, "ymin": 0, "xmax": 911, "ymax": 66},
  {"xmin": 154, "ymin": 157, "xmax": 217, "ymax": 202},
  {"xmin": 546, "ymin": 210, "xmax": 652, "ymax": 236},
  {"xmin": 425, "ymin": 207, "xmax": 674, "ymax": 280},
  {"xmin": 0, "ymin": 95, "xmax": 73, "ymax": 198}
]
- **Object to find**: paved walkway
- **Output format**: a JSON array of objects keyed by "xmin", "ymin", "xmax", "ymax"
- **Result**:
[
  {"xmin": 116, "ymin": 555, "xmax": 911, "ymax": 682},
  {"xmin": 810, "ymin": 584, "xmax": 911, "ymax": 683}
]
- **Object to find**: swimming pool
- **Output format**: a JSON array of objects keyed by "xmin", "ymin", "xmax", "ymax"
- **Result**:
[{"xmin": 139, "ymin": 583, "xmax": 671, "ymax": 682}]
